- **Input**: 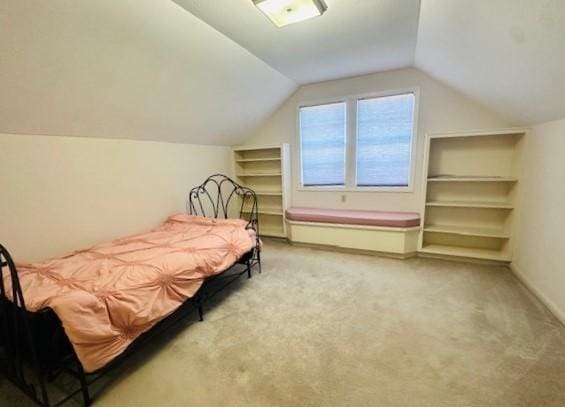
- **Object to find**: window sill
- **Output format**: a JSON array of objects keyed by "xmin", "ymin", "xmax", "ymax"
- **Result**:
[{"xmin": 298, "ymin": 186, "xmax": 414, "ymax": 193}]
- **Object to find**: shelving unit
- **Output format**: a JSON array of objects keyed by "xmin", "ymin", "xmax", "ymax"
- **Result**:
[
  {"xmin": 418, "ymin": 129, "xmax": 527, "ymax": 263},
  {"xmin": 233, "ymin": 144, "xmax": 290, "ymax": 238}
]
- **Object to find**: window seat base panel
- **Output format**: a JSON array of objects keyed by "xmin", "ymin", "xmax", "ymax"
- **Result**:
[{"xmin": 287, "ymin": 220, "xmax": 420, "ymax": 256}]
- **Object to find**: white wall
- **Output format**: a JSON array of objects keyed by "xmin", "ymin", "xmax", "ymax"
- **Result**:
[
  {"xmin": 244, "ymin": 68, "xmax": 511, "ymax": 212},
  {"xmin": 512, "ymin": 118, "xmax": 565, "ymax": 323},
  {"xmin": 0, "ymin": 134, "xmax": 232, "ymax": 262}
]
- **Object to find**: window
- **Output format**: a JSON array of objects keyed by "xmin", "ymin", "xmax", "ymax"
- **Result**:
[
  {"xmin": 299, "ymin": 91, "xmax": 416, "ymax": 190},
  {"xmin": 299, "ymin": 102, "xmax": 346, "ymax": 186},
  {"xmin": 356, "ymin": 94, "xmax": 415, "ymax": 187}
]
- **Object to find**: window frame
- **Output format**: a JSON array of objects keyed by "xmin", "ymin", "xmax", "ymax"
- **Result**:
[{"xmin": 296, "ymin": 87, "xmax": 420, "ymax": 193}]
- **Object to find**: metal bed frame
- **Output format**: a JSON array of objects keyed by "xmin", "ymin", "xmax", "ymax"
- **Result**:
[{"xmin": 0, "ymin": 174, "xmax": 260, "ymax": 406}]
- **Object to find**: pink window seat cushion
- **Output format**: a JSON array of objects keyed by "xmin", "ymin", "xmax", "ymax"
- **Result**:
[{"xmin": 286, "ymin": 207, "xmax": 420, "ymax": 228}]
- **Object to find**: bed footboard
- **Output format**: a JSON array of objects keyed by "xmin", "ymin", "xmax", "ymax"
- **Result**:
[{"xmin": 0, "ymin": 244, "xmax": 87, "ymax": 406}]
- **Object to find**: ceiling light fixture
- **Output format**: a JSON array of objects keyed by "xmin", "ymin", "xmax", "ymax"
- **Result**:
[{"xmin": 253, "ymin": 0, "xmax": 328, "ymax": 28}]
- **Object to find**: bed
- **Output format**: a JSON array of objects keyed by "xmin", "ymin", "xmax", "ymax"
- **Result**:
[{"xmin": 0, "ymin": 174, "xmax": 261, "ymax": 406}]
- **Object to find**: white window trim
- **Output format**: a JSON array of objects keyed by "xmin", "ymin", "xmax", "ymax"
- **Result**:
[{"xmin": 296, "ymin": 87, "xmax": 420, "ymax": 193}]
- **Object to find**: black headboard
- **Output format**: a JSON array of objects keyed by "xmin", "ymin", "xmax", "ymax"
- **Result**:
[{"xmin": 186, "ymin": 174, "xmax": 259, "ymax": 233}]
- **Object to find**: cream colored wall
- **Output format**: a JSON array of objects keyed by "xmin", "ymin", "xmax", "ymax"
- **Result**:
[
  {"xmin": 244, "ymin": 68, "xmax": 512, "ymax": 212},
  {"xmin": 512, "ymin": 118, "xmax": 565, "ymax": 323},
  {"xmin": 0, "ymin": 134, "xmax": 232, "ymax": 262}
]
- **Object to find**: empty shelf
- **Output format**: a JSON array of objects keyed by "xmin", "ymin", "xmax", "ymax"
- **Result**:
[
  {"xmin": 426, "ymin": 201, "xmax": 513, "ymax": 209},
  {"xmin": 254, "ymin": 191, "xmax": 282, "ymax": 196},
  {"xmin": 260, "ymin": 227, "xmax": 286, "ymax": 238},
  {"xmin": 424, "ymin": 225, "xmax": 510, "ymax": 239},
  {"xmin": 236, "ymin": 172, "xmax": 282, "ymax": 177},
  {"xmin": 242, "ymin": 209, "xmax": 284, "ymax": 216},
  {"xmin": 233, "ymin": 146, "xmax": 280, "ymax": 152},
  {"xmin": 236, "ymin": 158, "xmax": 281, "ymax": 163},
  {"xmin": 427, "ymin": 176, "xmax": 518, "ymax": 183},
  {"xmin": 420, "ymin": 244, "xmax": 510, "ymax": 261}
]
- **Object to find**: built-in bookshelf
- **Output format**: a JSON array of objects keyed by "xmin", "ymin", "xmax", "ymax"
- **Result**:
[
  {"xmin": 233, "ymin": 144, "xmax": 290, "ymax": 238},
  {"xmin": 418, "ymin": 129, "xmax": 527, "ymax": 262}
]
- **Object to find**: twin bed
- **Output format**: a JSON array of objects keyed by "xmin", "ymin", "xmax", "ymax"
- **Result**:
[{"xmin": 0, "ymin": 175, "xmax": 261, "ymax": 406}]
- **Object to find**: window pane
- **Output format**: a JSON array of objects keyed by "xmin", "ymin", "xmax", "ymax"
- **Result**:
[
  {"xmin": 300, "ymin": 102, "xmax": 346, "ymax": 186},
  {"xmin": 356, "ymin": 94, "xmax": 415, "ymax": 187}
]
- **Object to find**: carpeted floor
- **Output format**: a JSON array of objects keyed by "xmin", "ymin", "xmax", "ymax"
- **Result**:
[{"xmin": 1, "ymin": 239, "xmax": 565, "ymax": 406}]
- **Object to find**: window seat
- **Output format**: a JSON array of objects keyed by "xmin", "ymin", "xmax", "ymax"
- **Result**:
[
  {"xmin": 285, "ymin": 207, "xmax": 421, "ymax": 258},
  {"xmin": 285, "ymin": 207, "xmax": 420, "ymax": 228}
]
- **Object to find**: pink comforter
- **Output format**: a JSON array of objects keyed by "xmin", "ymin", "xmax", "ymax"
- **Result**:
[{"xmin": 10, "ymin": 214, "xmax": 256, "ymax": 372}]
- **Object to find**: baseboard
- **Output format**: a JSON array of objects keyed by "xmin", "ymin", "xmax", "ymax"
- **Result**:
[{"xmin": 510, "ymin": 263, "xmax": 565, "ymax": 326}]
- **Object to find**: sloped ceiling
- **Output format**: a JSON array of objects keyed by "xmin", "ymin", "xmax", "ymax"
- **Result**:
[
  {"xmin": 0, "ymin": 0, "xmax": 296, "ymax": 145},
  {"xmin": 175, "ymin": 0, "xmax": 420, "ymax": 84},
  {"xmin": 1, "ymin": 0, "xmax": 564, "ymax": 145},
  {"xmin": 416, "ymin": 0, "xmax": 565, "ymax": 125},
  {"xmin": 178, "ymin": 0, "xmax": 565, "ymax": 126}
]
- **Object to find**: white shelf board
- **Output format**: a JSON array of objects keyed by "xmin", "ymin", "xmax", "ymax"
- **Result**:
[
  {"xmin": 260, "ymin": 227, "xmax": 286, "ymax": 238},
  {"xmin": 427, "ymin": 176, "xmax": 518, "ymax": 183},
  {"xmin": 427, "ymin": 128, "xmax": 528, "ymax": 139},
  {"xmin": 420, "ymin": 244, "xmax": 510, "ymax": 262},
  {"xmin": 254, "ymin": 191, "xmax": 282, "ymax": 196},
  {"xmin": 426, "ymin": 200, "xmax": 513, "ymax": 209},
  {"xmin": 424, "ymin": 224, "xmax": 510, "ymax": 239},
  {"xmin": 233, "ymin": 145, "xmax": 281, "ymax": 152},
  {"xmin": 243, "ymin": 209, "xmax": 284, "ymax": 216},
  {"xmin": 236, "ymin": 158, "xmax": 281, "ymax": 163},
  {"xmin": 236, "ymin": 172, "xmax": 282, "ymax": 177}
]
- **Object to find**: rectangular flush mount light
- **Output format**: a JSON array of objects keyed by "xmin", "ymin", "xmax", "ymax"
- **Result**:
[{"xmin": 253, "ymin": 0, "xmax": 328, "ymax": 28}]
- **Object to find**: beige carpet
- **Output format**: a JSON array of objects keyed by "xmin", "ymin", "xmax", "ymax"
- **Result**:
[{"xmin": 1, "ymin": 239, "xmax": 564, "ymax": 406}]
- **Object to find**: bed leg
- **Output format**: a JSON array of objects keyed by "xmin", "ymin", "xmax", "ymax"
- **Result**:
[
  {"xmin": 47, "ymin": 368, "xmax": 56, "ymax": 383},
  {"xmin": 29, "ymin": 338, "xmax": 49, "ymax": 406},
  {"xmin": 246, "ymin": 260, "xmax": 252, "ymax": 279},
  {"xmin": 257, "ymin": 249, "xmax": 262, "ymax": 274},
  {"xmin": 198, "ymin": 305, "xmax": 204, "ymax": 322},
  {"xmin": 77, "ymin": 362, "xmax": 91, "ymax": 406},
  {"xmin": 37, "ymin": 371, "xmax": 50, "ymax": 407}
]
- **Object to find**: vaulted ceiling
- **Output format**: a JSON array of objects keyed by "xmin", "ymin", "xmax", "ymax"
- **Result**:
[
  {"xmin": 175, "ymin": 0, "xmax": 420, "ymax": 84},
  {"xmin": 416, "ymin": 0, "xmax": 565, "ymax": 125},
  {"xmin": 0, "ymin": 0, "xmax": 296, "ymax": 145},
  {"xmin": 177, "ymin": 0, "xmax": 565, "ymax": 126},
  {"xmin": 1, "ymin": 0, "xmax": 564, "ymax": 146}
]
